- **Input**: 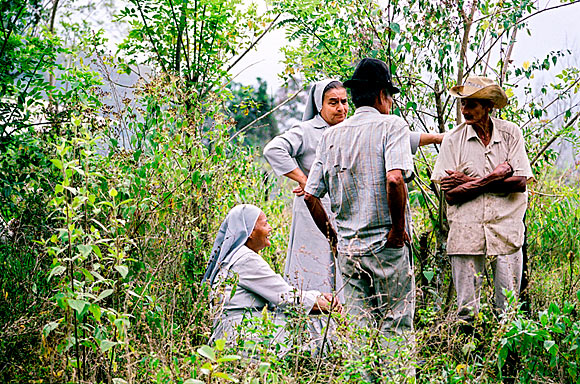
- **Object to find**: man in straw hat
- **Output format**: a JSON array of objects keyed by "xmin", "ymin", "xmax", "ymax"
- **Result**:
[
  {"xmin": 304, "ymin": 58, "xmax": 416, "ymax": 352},
  {"xmin": 431, "ymin": 76, "xmax": 533, "ymax": 321}
]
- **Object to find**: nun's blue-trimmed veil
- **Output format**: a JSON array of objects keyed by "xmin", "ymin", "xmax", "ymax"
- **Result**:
[
  {"xmin": 202, "ymin": 204, "xmax": 262, "ymax": 286},
  {"xmin": 302, "ymin": 79, "xmax": 341, "ymax": 122}
]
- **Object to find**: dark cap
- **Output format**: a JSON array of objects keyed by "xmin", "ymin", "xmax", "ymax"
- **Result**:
[{"xmin": 343, "ymin": 58, "xmax": 400, "ymax": 94}]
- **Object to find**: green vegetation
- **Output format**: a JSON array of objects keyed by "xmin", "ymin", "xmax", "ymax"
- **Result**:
[{"xmin": 1, "ymin": 0, "xmax": 579, "ymax": 383}]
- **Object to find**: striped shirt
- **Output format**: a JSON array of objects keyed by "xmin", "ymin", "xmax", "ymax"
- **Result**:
[{"xmin": 305, "ymin": 106, "xmax": 414, "ymax": 255}]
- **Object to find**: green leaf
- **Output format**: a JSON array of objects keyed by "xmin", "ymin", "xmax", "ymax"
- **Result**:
[
  {"xmin": 215, "ymin": 338, "xmax": 226, "ymax": 351},
  {"xmin": 51, "ymin": 159, "xmax": 63, "ymax": 170},
  {"xmin": 92, "ymin": 245, "xmax": 102, "ymax": 258},
  {"xmin": 68, "ymin": 299, "xmax": 88, "ymax": 315},
  {"xmin": 43, "ymin": 321, "xmax": 59, "ymax": 337},
  {"xmin": 48, "ymin": 265, "xmax": 66, "ymax": 281},
  {"xmin": 217, "ymin": 355, "xmax": 241, "ymax": 363},
  {"xmin": 390, "ymin": 22, "xmax": 400, "ymax": 34},
  {"xmin": 213, "ymin": 372, "xmax": 238, "ymax": 382},
  {"xmin": 100, "ymin": 340, "xmax": 117, "ymax": 353},
  {"xmin": 544, "ymin": 340, "xmax": 556, "ymax": 354},
  {"xmin": 96, "ymin": 289, "xmax": 114, "ymax": 301},
  {"xmin": 77, "ymin": 244, "xmax": 92, "ymax": 258},
  {"xmin": 258, "ymin": 362, "xmax": 270, "ymax": 375},
  {"xmin": 423, "ymin": 270, "xmax": 435, "ymax": 283},
  {"xmin": 89, "ymin": 304, "xmax": 102, "ymax": 322},
  {"xmin": 115, "ymin": 265, "xmax": 129, "ymax": 278},
  {"xmin": 201, "ymin": 362, "xmax": 212, "ymax": 375},
  {"xmin": 197, "ymin": 345, "xmax": 216, "ymax": 361},
  {"xmin": 55, "ymin": 184, "xmax": 64, "ymax": 193},
  {"xmin": 109, "ymin": 188, "xmax": 118, "ymax": 198}
]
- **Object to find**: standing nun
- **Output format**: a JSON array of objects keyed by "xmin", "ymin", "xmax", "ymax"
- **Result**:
[{"xmin": 264, "ymin": 79, "xmax": 347, "ymax": 300}]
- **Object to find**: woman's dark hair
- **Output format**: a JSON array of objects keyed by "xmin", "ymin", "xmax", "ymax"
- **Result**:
[
  {"xmin": 350, "ymin": 86, "xmax": 389, "ymax": 108},
  {"xmin": 322, "ymin": 81, "xmax": 344, "ymax": 100}
]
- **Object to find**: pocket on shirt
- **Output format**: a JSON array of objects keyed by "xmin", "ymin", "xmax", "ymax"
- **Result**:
[{"xmin": 457, "ymin": 161, "xmax": 478, "ymax": 178}]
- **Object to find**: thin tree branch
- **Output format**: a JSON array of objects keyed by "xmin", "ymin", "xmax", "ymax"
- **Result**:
[
  {"xmin": 168, "ymin": 0, "xmax": 191, "ymax": 76},
  {"xmin": 455, "ymin": 0, "xmax": 477, "ymax": 124},
  {"xmin": 530, "ymin": 111, "xmax": 580, "ymax": 166},
  {"xmin": 520, "ymin": 75, "xmax": 580, "ymax": 131},
  {"xmin": 465, "ymin": 1, "xmax": 580, "ymax": 77},
  {"xmin": 134, "ymin": 0, "xmax": 168, "ymax": 74},
  {"xmin": 0, "ymin": 3, "xmax": 26, "ymax": 59},
  {"xmin": 500, "ymin": 26, "xmax": 518, "ymax": 84},
  {"xmin": 227, "ymin": 13, "xmax": 282, "ymax": 72},
  {"xmin": 195, "ymin": 4, "xmax": 207, "ymax": 80},
  {"xmin": 229, "ymin": 86, "xmax": 304, "ymax": 142},
  {"xmin": 434, "ymin": 81, "xmax": 446, "ymax": 133}
]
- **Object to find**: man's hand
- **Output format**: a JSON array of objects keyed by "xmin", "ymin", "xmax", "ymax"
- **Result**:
[
  {"xmin": 385, "ymin": 228, "xmax": 410, "ymax": 248},
  {"xmin": 441, "ymin": 170, "xmax": 476, "ymax": 191},
  {"xmin": 444, "ymin": 161, "xmax": 518, "ymax": 205},
  {"xmin": 491, "ymin": 161, "xmax": 513, "ymax": 179}
]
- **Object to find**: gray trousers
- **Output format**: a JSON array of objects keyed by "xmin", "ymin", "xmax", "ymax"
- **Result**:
[
  {"xmin": 451, "ymin": 248, "xmax": 523, "ymax": 319},
  {"xmin": 339, "ymin": 244, "xmax": 415, "ymax": 337}
]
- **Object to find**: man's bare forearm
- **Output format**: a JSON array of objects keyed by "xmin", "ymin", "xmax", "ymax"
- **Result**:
[
  {"xmin": 445, "ymin": 175, "xmax": 526, "ymax": 205},
  {"xmin": 304, "ymin": 193, "xmax": 337, "ymax": 247},
  {"xmin": 487, "ymin": 176, "xmax": 527, "ymax": 193},
  {"xmin": 386, "ymin": 170, "xmax": 407, "ymax": 234},
  {"xmin": 419, "ymin": 133, "xmax": 444, "ymax": 146}
]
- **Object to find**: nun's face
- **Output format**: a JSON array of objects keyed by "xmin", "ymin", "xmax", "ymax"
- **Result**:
[
  {"xmin": 320, "ymin": 87, "xmax": 348, "ymax": 126},
  {"xmin": 246, "ymin": 211, "xmax": 272, "ymax": 253}
]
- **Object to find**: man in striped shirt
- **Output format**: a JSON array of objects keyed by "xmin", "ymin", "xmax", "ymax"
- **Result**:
[{"xmin": 304, "ymin": 58, "xmax": 415, "ymax": 346}]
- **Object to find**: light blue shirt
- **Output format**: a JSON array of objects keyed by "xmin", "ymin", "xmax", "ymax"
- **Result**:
[{"xmin": 305, "ymin": 107, "xmax": 414, "ymax": 255}]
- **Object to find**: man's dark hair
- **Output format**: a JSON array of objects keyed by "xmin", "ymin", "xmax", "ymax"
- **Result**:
[
  {"xmin": 350, "ymin": 86, "xmax": 389, "ymax": 108},
  {"xmin": 322, "ymin": 81, "xmax": 344, "ymax": 99}
]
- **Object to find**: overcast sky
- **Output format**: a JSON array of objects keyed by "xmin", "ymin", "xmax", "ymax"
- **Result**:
[{"xmin": 233, "ymin": 0, "xmax": 580, "ymax": 93}]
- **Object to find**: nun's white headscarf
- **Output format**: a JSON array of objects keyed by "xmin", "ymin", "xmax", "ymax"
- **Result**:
[
  {"xmin": 202, "ymin": 204, "xmax": 262, "ymax": 286},
  {"xmin": 302, "ymin": 79, "xmax": 342, "ymax": 122}
]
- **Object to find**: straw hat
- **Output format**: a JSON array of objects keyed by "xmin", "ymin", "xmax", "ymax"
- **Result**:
[{"xmin": 448, "ymin": 76, "xmax": 508, "ymax": 109}]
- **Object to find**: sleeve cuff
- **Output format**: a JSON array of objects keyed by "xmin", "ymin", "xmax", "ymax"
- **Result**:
[
  {"xmin": 304, "ymin": 185, "xmax": 324, "ymax": 198},
  {"xmin": 271, "ymin": 160, "xmax": 300, "ymax": 177},
  {"xmin": 301, "ymin": 290, "xmax": 321, "ymax": 313},
  {"xmin": 409, "ymin": 132, "xmax": 421, "ymax": 155}
]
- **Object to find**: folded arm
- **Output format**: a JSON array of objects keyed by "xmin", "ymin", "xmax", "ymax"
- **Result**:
[{"xmin": 442, "ymin": 162, "xmax": 527, "ymax": 206}]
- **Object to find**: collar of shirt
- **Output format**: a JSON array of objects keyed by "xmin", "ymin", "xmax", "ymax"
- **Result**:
[
  {"xmin": 354, "ymin": 106, "xmax": 381, "ymax": 116},
  {"xmin": 310, "ymin": 114, "xmax": 330, "ymax": 129},
  {"xmin": 465, "ymin": 116, "xmax": 502, "ymax": 145}
]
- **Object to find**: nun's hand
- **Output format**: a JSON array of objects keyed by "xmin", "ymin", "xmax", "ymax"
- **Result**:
[
  {"xmin": 323, "ymin": 292, "xmax": 343, "ymax": 314},
  {"xmin": 312, "ymin": 293, "xmax": 343, "ymax": 314}
]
